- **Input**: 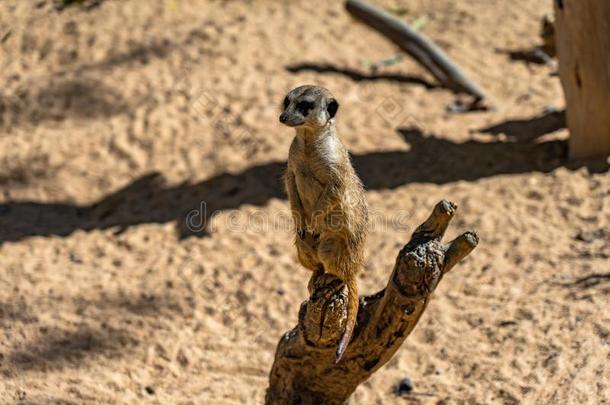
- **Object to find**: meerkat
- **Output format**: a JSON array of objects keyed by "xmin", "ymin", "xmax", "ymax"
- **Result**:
[{"xmin": 279, "ymin": 85, "xmax": 368, "ymax": 362}]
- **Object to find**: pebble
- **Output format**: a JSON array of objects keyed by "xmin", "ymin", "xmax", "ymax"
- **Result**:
[{"xmin": 393, "ymin": 377, "xmax": 414, "ymax": 396}]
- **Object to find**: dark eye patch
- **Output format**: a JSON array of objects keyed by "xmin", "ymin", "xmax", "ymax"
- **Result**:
[
  {"xmin": 283, "ymin": 96, "xmax": 290, "ymax": 109},
  {"xmin": 296, "ymin": 100, "xmax": 314, "ymax": 115}
]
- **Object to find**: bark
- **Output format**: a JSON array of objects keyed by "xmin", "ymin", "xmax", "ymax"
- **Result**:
[
  {"xmin": 554, "ymin": 0, "xmax": 610, "ymax": 159},
  {"xmin": 345, "ymin": 0, "xmax": 488, "ymax": 101},
  {"xmin": 266, "ymin": 200, "xmax": 478, "ymax": 405}
]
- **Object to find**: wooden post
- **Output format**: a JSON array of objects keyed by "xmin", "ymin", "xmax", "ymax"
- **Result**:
[{"xmin": 554, "ymin": 0, "xmax": 610, "ymax": 159}]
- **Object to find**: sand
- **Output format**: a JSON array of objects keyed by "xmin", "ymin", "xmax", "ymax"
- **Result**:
[{"xmin": 0, "ymin": 0, "xmax": 608, "ymax": 404}]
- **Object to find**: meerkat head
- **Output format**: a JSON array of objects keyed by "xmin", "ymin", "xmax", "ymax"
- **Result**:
[{"xmin": 279, "ymin": 85, "xmax": 339, "ymax": 129}]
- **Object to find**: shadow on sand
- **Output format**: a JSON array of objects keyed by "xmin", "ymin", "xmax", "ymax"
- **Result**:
[
  {"xmin": 477, "ymin": 110, "xmax": 566, "ymax": 140},
  {"xmin": 286, "ymin": 62, "xmax": 438, "ymax": 89},
  {"xmin": 4, "ymin": 110, "xmax": 604, "ymax": 245},
  {"xmin": 7, "ymin": 326, "xmax": 134, "ymax": 373},
  {"xmin": 2, "ymin": 291, "xmax": 187, "ymax": 374},
  {"xmin": 0, "ymin": 27, "xmax": 211, "ymax": 129}
]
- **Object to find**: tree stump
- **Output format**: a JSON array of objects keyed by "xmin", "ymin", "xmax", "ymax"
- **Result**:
[
  {"xmin": 555, "ymin": 0, "xmax": 610, "ymax": 159},
  {"xmin": 266, "ymin": 200, "xmax": 478, "ymax": 404}
]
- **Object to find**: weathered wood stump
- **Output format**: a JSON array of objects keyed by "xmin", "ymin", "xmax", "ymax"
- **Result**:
[{"xmin": 266, "ymin": 200, "xmax": 478, "ymax": 404}]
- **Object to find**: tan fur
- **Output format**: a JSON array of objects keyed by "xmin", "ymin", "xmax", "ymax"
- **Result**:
[{"xmin": 280, "ymin": 85, "xmax": 368, "ymax": 362}]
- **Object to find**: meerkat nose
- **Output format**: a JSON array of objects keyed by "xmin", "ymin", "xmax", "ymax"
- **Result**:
[{"xmin": 279, "ymin": 113, "xmax": 288, "ymax": 123}]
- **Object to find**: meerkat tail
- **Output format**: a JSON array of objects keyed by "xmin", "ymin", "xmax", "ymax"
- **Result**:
[{"xmin": 336, "ymin": 278, "xmax": 359, "ymax": 362}]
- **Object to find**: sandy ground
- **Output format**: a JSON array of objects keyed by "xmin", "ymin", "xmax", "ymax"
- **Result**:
[{"xmin": 0, "ymin": 0, "xmax": 608, "ymax": 404}]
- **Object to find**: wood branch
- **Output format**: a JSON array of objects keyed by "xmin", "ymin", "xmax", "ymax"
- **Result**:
[
  {"xmin": 554, "ymin": 0, "xmax": 610, "ymax": 159},
  {"xmin": 266, "ymin": 200, "xmax": 478, "ymax": 405},
  {"xmin": 345, "ymin": 0, "xmax": 489, "ymax": 101}
]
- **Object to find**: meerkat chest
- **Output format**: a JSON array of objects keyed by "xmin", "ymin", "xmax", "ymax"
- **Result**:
[
  {"xmin": 293, "ymin": 135, "xmax": 341, "ymax": 213},
  {"xmin": 294, "ymin": 161, "xmax": 324, "ymax": 213}
]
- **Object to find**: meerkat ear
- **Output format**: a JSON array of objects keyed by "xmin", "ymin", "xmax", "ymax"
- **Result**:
[{"xmin": 327, "ymin": 99, "xmax": 339, "ymax": 118}]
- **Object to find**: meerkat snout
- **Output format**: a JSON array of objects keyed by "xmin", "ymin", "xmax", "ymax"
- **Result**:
[{"xmin": 279, "ymin": 85, "xmax": 339, "ymax": 128}]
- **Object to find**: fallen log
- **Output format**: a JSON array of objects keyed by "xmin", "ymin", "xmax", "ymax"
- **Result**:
[{"xmin": 345, "ymin": 0, "xmax": 489, "ymax": 102}]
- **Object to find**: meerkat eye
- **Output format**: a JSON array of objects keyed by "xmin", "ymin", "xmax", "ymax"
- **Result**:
[
  {"xmin": 283, "ymin": 96, "xmax": 290, "ymax": 109},
  {"xmin": 296, "ymin": 100, "xmax": 314, "ymax": 115}
]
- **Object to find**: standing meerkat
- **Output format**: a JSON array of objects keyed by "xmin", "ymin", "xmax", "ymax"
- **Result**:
[{"xmin": 279, "ymin": 85, "xmax": 369, "ymax": 362}]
